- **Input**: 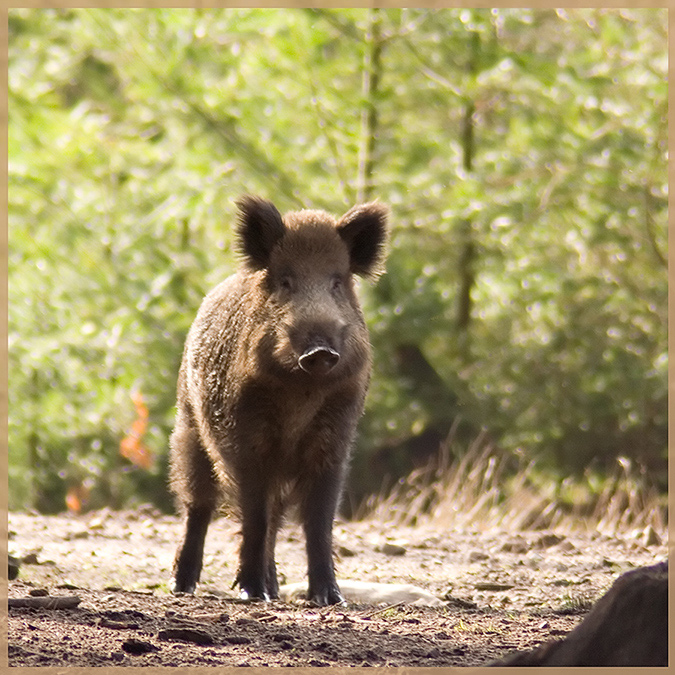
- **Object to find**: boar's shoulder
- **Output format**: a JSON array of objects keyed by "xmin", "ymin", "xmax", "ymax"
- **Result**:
[{"xmin": 183, "ymin": 272, "xmax": 263, "ymax": 379}]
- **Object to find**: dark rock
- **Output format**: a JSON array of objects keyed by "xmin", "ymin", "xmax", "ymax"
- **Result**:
[
  {"xmin": 122, "ymin": 638, "xmax": 159, "ymax": 655},
  {"xmin": 468, "ymin": 550, "xmax": 489, "ymax": 563},
  {"xmin": 8, "ymin": 554, "xmax": 20, "ymax": 579},
  {"xmin": 381, "ymin": 543, "xmax": 407, "ymax": 556},
  {"xmin": 493, "ymin": 561, "xmax": 668, "ymax": 666},
  {"xmin": 533, "ymin": 533, "xmax": 564, "ymax": 549},
  {"xmin": 500, "ymin": 539, "xmax": 528, "ymax": 554}
]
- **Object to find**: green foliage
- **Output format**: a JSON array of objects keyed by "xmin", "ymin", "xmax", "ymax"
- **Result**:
[{"xmin": 9, "ymin": 8, "xmax": 667, "ymax": 512}]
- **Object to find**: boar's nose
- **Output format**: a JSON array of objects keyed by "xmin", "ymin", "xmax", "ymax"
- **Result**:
[{"xmin": 298, "ymin": 346, "xmax": 340, "ymax": 375}]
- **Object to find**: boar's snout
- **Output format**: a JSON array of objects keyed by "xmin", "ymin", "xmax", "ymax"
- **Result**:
[
  {"xmin": 288, "ymin": 317, "xmax": 347, "ymax": 377},
  {"xmin": 298, "ymin": 345, "xmax": 340, "ymax": 375}
]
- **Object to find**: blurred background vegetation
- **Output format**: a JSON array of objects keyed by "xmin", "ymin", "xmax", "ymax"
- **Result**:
[{"xmin": 9, "ymin": 8, "xmax": 667, "ymax": 520}]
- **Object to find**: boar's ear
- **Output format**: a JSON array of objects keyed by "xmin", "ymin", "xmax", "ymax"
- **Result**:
[
  {"xmin": 337, "ymin": 202, "xmax": 389, "ymax": 277},
  {"xmin": 235, "ymin": 195, "xmax": 286, "ymax": 270}
]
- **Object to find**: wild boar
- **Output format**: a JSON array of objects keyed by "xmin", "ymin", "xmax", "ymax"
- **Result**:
[{"xmin": 169, "ymin": 195, "xmax": 389, "ymax": 605}]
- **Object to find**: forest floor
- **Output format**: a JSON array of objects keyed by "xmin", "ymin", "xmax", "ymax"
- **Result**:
[{"xmin": 6, "ymin": 507, "xmax": 667, "ymax": 668}]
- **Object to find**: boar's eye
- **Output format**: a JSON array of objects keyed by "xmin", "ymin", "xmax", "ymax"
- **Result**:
[
  {"xmin": 279, "ymin": 275, "xmax": 294, "ymax": 293},
  {"xmin": 330, "ymin": 275, "xmax": 343, "ymax": 294}
]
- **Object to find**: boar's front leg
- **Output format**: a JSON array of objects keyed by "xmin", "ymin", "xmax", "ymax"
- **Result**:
[
  {"xmin": 300, "ymin": 463, "xmax": 347, "ymax": 606},
  {"xmin": 235, "ymin": 470, "xmax": 277, "ymax": 601},
  {"xmin": 263, "ymin": 500, "xmax": 284, "ymax": 599}
]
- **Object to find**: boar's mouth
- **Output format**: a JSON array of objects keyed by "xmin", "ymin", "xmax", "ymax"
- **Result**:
[{"xmin": 298, "ymin": 345, "xmax": 340, "ymax": 376}]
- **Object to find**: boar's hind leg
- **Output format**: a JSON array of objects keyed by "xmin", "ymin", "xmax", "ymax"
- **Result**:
[
  {"xmin": 173, "ymin": 504, "xmax": 213, "ymax": 593},
  {"xmin": 169, "ymin": 421, "xmax": 220, "ymax": 594},
  {"xmin": 300, "ymin": 466, "xmax": 346, "ymax": 606}
]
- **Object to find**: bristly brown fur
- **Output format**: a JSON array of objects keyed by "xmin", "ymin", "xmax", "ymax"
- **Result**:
[{"xmin": 169, "ymin": 195, "xmax": 389, "ymax": 606}]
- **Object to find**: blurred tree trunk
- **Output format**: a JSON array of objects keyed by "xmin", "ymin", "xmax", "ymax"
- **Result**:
[
  {"xmin": 456, "ymin": 30, "xmax": 480, "ymax": 354},
  {"xmin": 395, "ymin": 343, "xmax": 458, "ymax": 424},
  {"xmin": 357, "ymin": 8, "xmax": 383, "ymax": 204},
  {"xmin": 27, "ymin": 368, "xmax": 40, "ymax": 509}
]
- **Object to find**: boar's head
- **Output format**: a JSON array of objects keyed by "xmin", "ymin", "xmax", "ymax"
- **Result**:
[{"xmin": 235, "ymin": 195, "xmax": 388, "ymax": 381}]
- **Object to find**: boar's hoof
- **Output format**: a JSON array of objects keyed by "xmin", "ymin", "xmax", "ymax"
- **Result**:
[
  {"xmin": 308, "ymin": 585, "xmax": 346, "ymax": 607},
  {"xmin": 172, "ymin": 580, "xmax": 196, "ymax": 595},
  {"xmin": 172, "ymin": 566, "xmax": 198, "ymax": 593},
  {"xmin": 172, "ymin": 570, "xmax": 199, "ymax": 594},
  {"xmin": 239, "ymin": 588, "xmax": 271, "ymax": 602},
  {"xmin": 298, "ymin": 346, "xmax": 340, "ymax": 375}
]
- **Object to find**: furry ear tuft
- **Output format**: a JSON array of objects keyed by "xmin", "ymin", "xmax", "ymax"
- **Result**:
[
  {"xmin": 235, "ymin": 195, "xmax": 286, "ymax": 270},
  {"xmin": 337, "ymin": 202, "xmax": 390, "ymax": 277}
]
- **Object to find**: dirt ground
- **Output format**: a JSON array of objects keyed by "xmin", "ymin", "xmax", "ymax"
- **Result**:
[{"xmin": 6, "ymin": 507, "xmax": 667, "ymax": 667}]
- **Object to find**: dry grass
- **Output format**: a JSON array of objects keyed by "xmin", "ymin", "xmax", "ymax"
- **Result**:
[{"xmin": 359, "ymin": 430, "xmax": 667, "ymax": 539}]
